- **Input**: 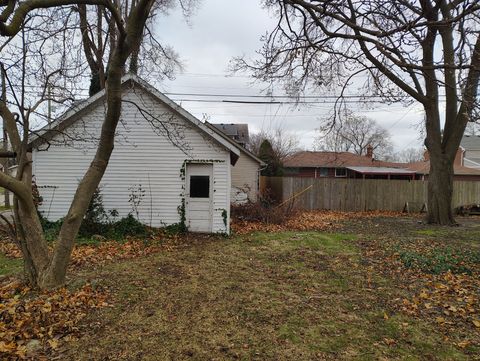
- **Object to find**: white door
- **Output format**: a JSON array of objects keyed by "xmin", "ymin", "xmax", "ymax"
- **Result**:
[{"xmin": 186, "ymin": 163, "xmax": 213, "ymax": 232}]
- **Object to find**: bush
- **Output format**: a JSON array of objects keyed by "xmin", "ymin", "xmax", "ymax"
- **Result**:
[
  {"xmin": 39, "ymin": 188, "xmax": 150, "ymax": 242},
  {"xmin": 39, "ymin": 214, "xmax": 63, "ymax": 242},
  {"xmin": 231, "ymin": 193, "xmax": 295, "ymax": 225},
  {"xmin": 78, "ymin": 188, "xmax": 109, "ymax": 237},
  {"xmin": 108, "ymin": 214, "xmax": 149, "ymax": 240}
]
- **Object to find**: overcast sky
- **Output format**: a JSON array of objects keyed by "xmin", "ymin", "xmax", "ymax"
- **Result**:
[{"xmin": 155, "ymin": 0, "xmax": 426, "ymax": 154}]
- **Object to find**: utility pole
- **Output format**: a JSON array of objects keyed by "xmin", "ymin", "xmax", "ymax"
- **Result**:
[
  {"xmin": 47, "ymin": 83, "xmax": 52, "ymax": 124},
  {"xmin": 1, "ymin": 65, "xmax": 10, "ymax": 208}
]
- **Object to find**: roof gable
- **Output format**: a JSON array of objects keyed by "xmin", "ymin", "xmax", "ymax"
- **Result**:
[
  {"xmin": 29, "ymin": 74, "xmax": 241, "ymax": 163},
  {"xmin": 204, "ymin": 122, "xmax": 264, "ymax": 165}
]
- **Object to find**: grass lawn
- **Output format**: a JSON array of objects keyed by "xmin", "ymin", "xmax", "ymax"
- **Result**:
[
  {"xmin": 1, "ymin": 214, "xmax": 479, "ymax": 360},
  {"xmin": 62, "ymin": 226, "xmax": 475, "ymax": 360},
  {"xmin": 0, "ymin": 253, "xmax": 22, "ymax": 276}
]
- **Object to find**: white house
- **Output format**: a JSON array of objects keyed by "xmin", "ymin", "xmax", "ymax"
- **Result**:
[
  {"xmin": 461, "ymin": 135, "xmax": 480, "ymax": 169},
  {"xmin": 29, "ymin": 75, "xmax": 261, "ymax": 234},
  {"xmin": 204, "ymin": 122, "xmax": 264, "ymax": 203}
]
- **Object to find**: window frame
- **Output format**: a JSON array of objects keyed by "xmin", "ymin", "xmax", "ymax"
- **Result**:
[{"xmin": 189, "ymin": 175, "xmax": 210, "ymax": 198}]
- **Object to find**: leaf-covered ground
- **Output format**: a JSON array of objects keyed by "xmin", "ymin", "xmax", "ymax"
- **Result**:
[{"xmin": 0, "ymin": 212, "xmax": 479, "ymax": 359}]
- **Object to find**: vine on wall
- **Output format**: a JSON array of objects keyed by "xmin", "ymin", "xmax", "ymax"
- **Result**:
[{"xmin": 178, "ymin": 159, "xmax": 228, "ymax": 233}]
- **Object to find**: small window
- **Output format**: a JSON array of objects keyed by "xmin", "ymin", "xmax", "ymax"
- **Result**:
[
  {"xmin": 190, "ymin": 176, "xmax": 210, "ymax": 198},
  {"xmin": 318, "ymin": 168, "xmax": 328, "ymax": 177},
  {"xmin": 335, "ymin": 168, "xmax": 347, "ymax": 177}
]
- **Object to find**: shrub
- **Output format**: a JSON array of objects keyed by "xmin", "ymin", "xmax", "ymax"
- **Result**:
[
  {"xmin": 78, "ymin": 188, "xmax": 109, "ymax": 237},
  {"xmin": 39, "ymin": 188, "xmax": 150, "ymax": 243},
  {"xmin": 231, "ymin": 193, "xmax": 295, "ymax": 225},
  {"xmin": 39, "ymin": 213, "xmax": 63, "ymax": 242},
  {"xmin": 108, "ymin": 214, "xmax": 149, "ymax": 240}
]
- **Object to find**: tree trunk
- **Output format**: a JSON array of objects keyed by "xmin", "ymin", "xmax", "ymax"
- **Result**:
[{"xmin": 426, "ymin": 153, "xmax": 456, "ymax": 225}]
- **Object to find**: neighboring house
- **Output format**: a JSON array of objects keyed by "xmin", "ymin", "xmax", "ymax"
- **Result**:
[
  {"xmin": 406, "ymin": 147, "xmax": 480, "ymax": 181},
  {"xmin": 206, "ymin": 123, "xmax": 263, "ymax": 203},
  {"xmin": 284, "ymin": 147, "xmax": 480, "ymax": 181},
  {"xmin": 284, "ymin": 147, "xmax": 415, "ymax": 180},
  {"xmin": 211, "ymin": 123, "xmax": 249, "ymax": 147},
  {"xmin": 29, "ymin": 75, "xmax": 259, "ymax": 234},
  {"xmin": 461, "ymin": 135, "xmax": 480, "ymax": 169}
]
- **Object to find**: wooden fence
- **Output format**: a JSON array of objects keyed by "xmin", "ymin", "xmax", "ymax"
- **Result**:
[{"xmin": 261, "ymin": 176, "xmax": 480, "ymax": 211}]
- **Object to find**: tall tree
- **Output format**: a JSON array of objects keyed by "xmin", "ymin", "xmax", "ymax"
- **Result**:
[
  {"xmin": 0, "ymin": 0, "xmax": 166, "ymax": 289},
  {"xmin": 78, "ymin": 0, "xmax": 193, "ymax": 95},
  {"xmin": 235, "ymin": 0, "xmax": 480, "ymax": 225},
  {"xmin": 314, "ymin": 111, "xmax": 394, "ymax": 159},
  {"xmin": 258, "ymin": 139, "xmax": 283, "ymax": 176},
  {"xmin": 248, "ymin": 124, "xmax": 300, "ymax": 160},
  {"xmin": 396, "ymin": 147, "xmax": 425, "ymax": 163}
]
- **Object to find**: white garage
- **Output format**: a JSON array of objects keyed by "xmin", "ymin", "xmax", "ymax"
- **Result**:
[{"xmin": 30, "ymin": 75, "xmax": 244, "ymax": 234}]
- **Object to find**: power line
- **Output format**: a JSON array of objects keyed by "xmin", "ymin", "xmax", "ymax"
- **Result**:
[
  {"xmin": 165, "ymin": 92, "xmax": 418, "ymax": 99},
  {"xmin": 174, "ymin": 99, "xmax": 404, "ymax": 104}
]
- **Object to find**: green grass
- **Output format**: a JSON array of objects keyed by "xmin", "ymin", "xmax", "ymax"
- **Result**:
[
  {"xmin": 399, "ymin": 247, "xmax": 480, "ymax": 274},
  {"xmin": 0, "ymin": 253, "xmax": 22, "ymax": 276},
  {"xmin": 248, "ymin": 231, "xmax": 357, "ymax": 253},
  {"xmin": 415, "ymin": 227, "xmax": 480, "ymax": 246},
  {"xmin": 63, "ymin": 231, "xmax": 467, "ymax": 360},
  {"xmin": 416, "ymin": 229, "xmax": 444, "ymax": 237}
]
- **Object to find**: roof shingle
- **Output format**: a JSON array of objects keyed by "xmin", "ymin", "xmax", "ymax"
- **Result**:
[{"xmin": 283, "ymin": 151, "xmax": 404, "ymax": 168}]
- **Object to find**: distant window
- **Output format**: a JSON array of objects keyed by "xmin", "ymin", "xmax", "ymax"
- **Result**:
[
  {"xmin": 318, "ymin": 168, "xmax": 328, "ymax": 177},
  {"xmin": 190, "ymin": 176, "xmax": 210, "ymax": 198},
  {"xmin": 335, "ymin": 168, "xmax": 347, "ymax": 177},
  {"xmin": 285, "ymin": 167, "xmax": 299, "ymax": 175}
]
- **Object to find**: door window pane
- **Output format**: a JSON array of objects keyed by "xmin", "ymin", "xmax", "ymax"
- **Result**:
[{"xmin": 190, "ymin": 176, "xmax": 210, "ymax": 198}]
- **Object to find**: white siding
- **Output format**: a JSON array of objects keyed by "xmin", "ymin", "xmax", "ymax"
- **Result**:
[
  {"xmin": 231, "ymin": 150, "xmax": 260, "ymax": 202},
  {"xmin": 33, "ymin": 86, "xmax": 231, "ymax": 233}
]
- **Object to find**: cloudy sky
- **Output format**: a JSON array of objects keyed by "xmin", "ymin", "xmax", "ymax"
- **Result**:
[{"xmin": 155, "ymin": 0, "xmax": 426, "ymax": 154}]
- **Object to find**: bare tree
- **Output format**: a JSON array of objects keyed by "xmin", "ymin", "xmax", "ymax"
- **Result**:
[
  {"xmin": 396, "ymin": 147, "xmax": 425, "ymax": 163},
  {"xmin": 0, "ymin": 0, "xmax": 164, "ymax": 289},
  {"xmin": 248, "ymin": 124, "xmax": 300, "ymax": 160},
  {"xmin": 235, "ymin": 0, "xmax": 480, "ymax": 225},
  {"xmin": 77, "ymin": 0, "xmax": 192, "ymax": 95},
  {"xmin": 464, "ymin": 122, "xmax": 480, "ymax": 136},
  {"xmin": 314, "ymin": 111, "xmax": 394, "ymax": 159}
]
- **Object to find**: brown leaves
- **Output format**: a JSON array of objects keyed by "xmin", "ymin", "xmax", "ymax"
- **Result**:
[
  {"xmin": 398, "ymin": 271, "xmax": 480, "ymax": 349},
  {"xmin": 232, "ymin": 210, "xmax": 403, "ymax": 234},
  {"xmin": 0, "ymin": 240, "xmax": 21, "ymax": 259},
  {"xmin": 0, "ymin": 280, "xmax": 109, "ymax": 359},
  {"xmin": 70, "ymin": 239, "xmax": 162, "ymax": 268},
  {"xmin": 400, "ymin": 271, "xmax": 479, "ymax": 319}
]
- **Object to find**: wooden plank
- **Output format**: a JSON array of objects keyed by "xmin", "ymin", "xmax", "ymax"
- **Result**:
[{"xmin": 274, "ymin": 177, "xmax": 480, "ymax": 211}]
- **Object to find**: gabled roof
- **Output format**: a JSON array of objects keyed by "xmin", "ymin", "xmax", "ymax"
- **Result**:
[
  {"xmin": 211, "ymin": 123, "xmax": 249, "ymax": 145},
  {"xmin": 204, "ymin": 122, "xmax": 264, "ymax": 165},
  {"xmin": 283, "ymin": 151, "xmax": 404, "ymax": 168},
  {"xmin": 29, "ymin": 74, "xmax": 242, "ymax": 164}
]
